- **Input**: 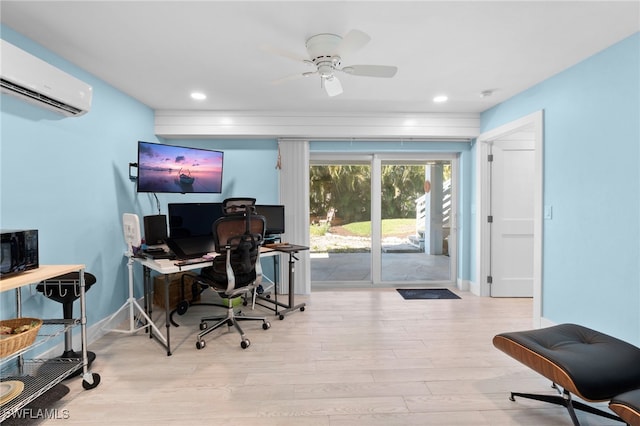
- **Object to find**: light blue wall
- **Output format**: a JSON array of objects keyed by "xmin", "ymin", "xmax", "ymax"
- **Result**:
[
  {"xmin": 0, "ymin": 27, "xmax": 279, "ymax": 346},
  {"xmin": 479, "ymin": 33, "xmax": 640, "ymax": 344},
  {"xmin": 1, "ymin": 26, "xmax": 159, "ymax": 331}
]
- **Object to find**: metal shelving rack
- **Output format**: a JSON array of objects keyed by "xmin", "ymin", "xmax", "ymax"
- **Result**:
[{"xmin": 0, "ymin": 265, "xmax": 101, "ymax": 422}]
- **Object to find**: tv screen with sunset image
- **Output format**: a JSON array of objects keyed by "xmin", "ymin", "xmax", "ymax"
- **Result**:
[{"xmin": 137, "ymin": 141, "xmax": 224, "ymax": 193}]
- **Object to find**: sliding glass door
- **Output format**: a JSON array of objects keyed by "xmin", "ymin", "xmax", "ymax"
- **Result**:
[
  {"xmin": 310, "ymin": 153, "xmax": 457, "ymax": 287},
  {"xmin": 378, "ymin": 160, "xmax": 452, "ymax": 282},
  {"xmin": 309, "ymin": 160, "xmax": 372, "ymax": 282}
]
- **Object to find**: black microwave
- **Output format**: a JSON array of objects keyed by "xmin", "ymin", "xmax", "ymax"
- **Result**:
[{"xmin": 0, "ymin": 229, "xmax": 39, "ymax": 279}]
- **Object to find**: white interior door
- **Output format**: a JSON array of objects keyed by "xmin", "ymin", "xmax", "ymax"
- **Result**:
[{"xmin": 489, "ymin": 134, "xmax": 535, "ymax": 297}]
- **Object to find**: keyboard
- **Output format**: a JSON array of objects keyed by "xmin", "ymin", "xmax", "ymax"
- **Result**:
[{"xmin": 174, "ymin": 256, "xmax": 213, "ymax": 267}]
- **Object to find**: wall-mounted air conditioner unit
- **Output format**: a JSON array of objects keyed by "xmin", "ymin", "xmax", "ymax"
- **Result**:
[{"xmin": 1, "ymin": 39, "xmax": 92, "ymax": 117}]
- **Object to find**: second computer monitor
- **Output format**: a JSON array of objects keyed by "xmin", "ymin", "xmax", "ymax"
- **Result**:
[
  {"xmin": 255, "ymin": 204, "xmax": 285, "ymax": 236},
  {"xmin": 167, "ymin": 202, "xmax": 284, "ymax": 238}
]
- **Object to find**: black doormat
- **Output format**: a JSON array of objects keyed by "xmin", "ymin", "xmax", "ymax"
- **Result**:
[{"xmin": 397, "ymin": 288, "xmax": 461, "ymax": 300}]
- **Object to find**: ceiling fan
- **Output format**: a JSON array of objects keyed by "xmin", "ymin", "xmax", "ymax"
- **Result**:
[{"xmin": 268, "ymin": 29, "xmax": 398, "ymax": 97}]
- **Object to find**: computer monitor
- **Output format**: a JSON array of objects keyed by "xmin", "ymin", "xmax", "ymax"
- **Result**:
[
  {"xmin": 255, "ymin": 205, "xmax": 285, "ymax": 236},
  {"xmin": 167, "ymin": 202, "xmax": 224, "ymax": 238}
]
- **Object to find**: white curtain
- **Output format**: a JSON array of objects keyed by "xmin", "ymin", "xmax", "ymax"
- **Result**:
[{"xmin": 277, "ymin": 139, "xmax": 310, "ymax": 294}]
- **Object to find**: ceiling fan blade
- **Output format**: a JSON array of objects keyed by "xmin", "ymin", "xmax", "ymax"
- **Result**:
[
  {"xmin": 261, "ymin": 43, "xmax": 309, "ymax": 63},
  {"xmin": 270, "ymin": 72, "xmax": 306, "ymax": 86},
  {"xmin": 323, "ymin": 76, "xmax": 343, "ymax": 97},
  {"xmin": 336, "ymin": 29, "xmax": 371, "ymax": 56},
  {"xmin": 341, "ymin": 65, "xmax": 398, "ymax": 78}
]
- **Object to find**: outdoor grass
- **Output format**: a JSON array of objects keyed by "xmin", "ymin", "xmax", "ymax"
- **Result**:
[
  {"xmin": 342, "ymin": 218, "xmax": 415, "ymax": 237},
  {"xmin": 310, "ymin": 218, "xmax": 416, "ymax": 238}
]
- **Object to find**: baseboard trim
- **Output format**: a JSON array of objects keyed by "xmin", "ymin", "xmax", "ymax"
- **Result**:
[
  {"xmin": 457, "ymin": 278, "xmax": 470, "ymax": 292},
  {"xmin": 469, "ymin": 279, "xmax": 482, "ymax": 296}
]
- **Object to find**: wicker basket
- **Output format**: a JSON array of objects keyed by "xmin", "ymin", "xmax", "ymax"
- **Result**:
[{"xmin": 0, "ymin": 318, "xmax": 43, "ymax": 358}]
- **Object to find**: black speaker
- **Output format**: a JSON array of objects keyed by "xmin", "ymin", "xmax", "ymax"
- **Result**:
[{"xmin": 143, "ymin": 215, "xmax": 168, "ymax": 245}]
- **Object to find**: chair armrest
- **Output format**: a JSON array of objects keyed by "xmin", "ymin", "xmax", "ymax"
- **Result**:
[
  {"xmin": 254, "ymin": 249, "xmax": 263, "ymax": 287},
  {"xmin": 224, "ymin": 246, "xmax": 236, "ymax": 294}
]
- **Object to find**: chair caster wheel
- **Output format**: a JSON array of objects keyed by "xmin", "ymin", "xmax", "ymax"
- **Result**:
[
  {"xmin": 82, "ymin": 373, "xmax": 101, "ymax": 390},
  {"xmin": 262, "ymin": 321, "xmax": 271, "ymax": 330},
  {"xmin": 241, "ymin": 339, "xmax": 250, "ymax": 349},
  {"xmin": 279, "ymin": 314, "xmax": 285, "ymax": 320},
  {"xmin": 196, "ymin": 340, "xmax": 206, "ymax": 350},
  {"xmin": 176, "ymin": 300, "xmax": 189, "ymax": 316},
  {"xmin": 300, "ymin": 306, "xmax": 305, "ymax": 312},
  {"xmin": 199, "ymin": 322, "xmax": 207, "ymax": 330}
]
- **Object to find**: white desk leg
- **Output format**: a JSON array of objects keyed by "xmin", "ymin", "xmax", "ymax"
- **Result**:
[{"xmin": 164, "ymin": 273, "xmax": 171, "ymax": 355}]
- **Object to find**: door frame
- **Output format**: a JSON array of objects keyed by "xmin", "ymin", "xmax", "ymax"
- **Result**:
[
  {"xmin": 376, "ymin": 154, "xmax": 458, "ymax": 286},
  {"xmin": 310, "ymin": 152, "xmax": 458, "ymax": 287},
  {"xmin": 475, "ymin": 110, "xmax": 544, "ymax": 326}
]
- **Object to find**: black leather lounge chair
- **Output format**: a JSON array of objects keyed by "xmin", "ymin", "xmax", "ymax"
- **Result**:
[
  {"xmin": 610, "ymin": 389, "xmax": 640, "ymax": 426},
  {"xmin": 493, "ymin": 323, "xmax": 640, "ymax": 426}
]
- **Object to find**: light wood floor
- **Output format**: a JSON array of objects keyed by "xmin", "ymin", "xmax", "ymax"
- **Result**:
[{"xmin": 39, "ymin": 288, "xmax": 619, "ymax": 425}]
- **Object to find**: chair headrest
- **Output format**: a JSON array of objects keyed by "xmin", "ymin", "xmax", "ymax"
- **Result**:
[
  {"xmin": 213, "ymin": 214, "xmax": 265, "ymax": 252},
  {"xmin": 223, "ymin": 197, "xmax": 256, "ymax": 216}
]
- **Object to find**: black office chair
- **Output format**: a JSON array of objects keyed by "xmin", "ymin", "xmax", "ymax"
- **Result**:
[
  {"xmin": 192, "ymin": 198, "xmax": 271, "ymax": 349},
  {"xmin": 170, "ymin": 197, "xmax": 259, "ymax": 325}
]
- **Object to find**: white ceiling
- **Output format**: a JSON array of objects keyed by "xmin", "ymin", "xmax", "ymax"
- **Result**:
[{"xmin": 1, "ymin": 1, "xmax": 639, "ymax": 114}]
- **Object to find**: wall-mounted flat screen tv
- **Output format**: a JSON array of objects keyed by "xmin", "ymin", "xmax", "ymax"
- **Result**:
[
  {"xmin": 137, "ymin": 141, "xmax": 224, "ymax": 193},
  {"xmin": 255, "ymin": 204, "xmax": 285, "ymax": 236}
]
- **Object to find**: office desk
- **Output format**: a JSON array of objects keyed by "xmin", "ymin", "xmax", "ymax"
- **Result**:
[
  {"xmin": 256, "ymin": 244, "xmax": 309, "ymax": 320},
  {"xmin": 133, "ymin": 245, "xmax": 306, "ymax": 355},
  {"xmin": 133, "ymin": 256, "xmax": 207, "ymax": 356}
]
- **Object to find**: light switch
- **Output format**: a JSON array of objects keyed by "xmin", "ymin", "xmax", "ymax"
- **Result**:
[{"xmin": 544, "ymin": 205, "xmax": 552, "ymax": 220}]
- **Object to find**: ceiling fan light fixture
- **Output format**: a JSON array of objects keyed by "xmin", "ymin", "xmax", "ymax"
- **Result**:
[
  {"xmin": 270, "ymin": 29, "xmax": 397, "ymax": 97},
  {"xmin": 323, "ymin": 75, "xmax": 343, "ymax": 97}
]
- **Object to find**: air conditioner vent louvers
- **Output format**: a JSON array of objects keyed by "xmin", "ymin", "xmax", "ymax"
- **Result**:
[
  {"xmin": 1, "ymin": 39, "xmax": 92, "ymax": 117},
  {"xmin": 1, "ymin": 78, "xmax": 84, "ymax": 116}
]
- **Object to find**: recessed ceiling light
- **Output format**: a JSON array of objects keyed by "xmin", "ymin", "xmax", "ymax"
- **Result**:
[
  {"xmin": 190, "ymin": 92, "xmax": 207, "ymax": 100},
  {"xmin": 433, "ymin": 95, "xmax": 448, "ymax": 103}
]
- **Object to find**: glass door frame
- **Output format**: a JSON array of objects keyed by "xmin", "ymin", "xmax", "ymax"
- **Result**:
[{"xmin": 310, "ymin": 152, "xmax": 458, "ymax": 287}]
